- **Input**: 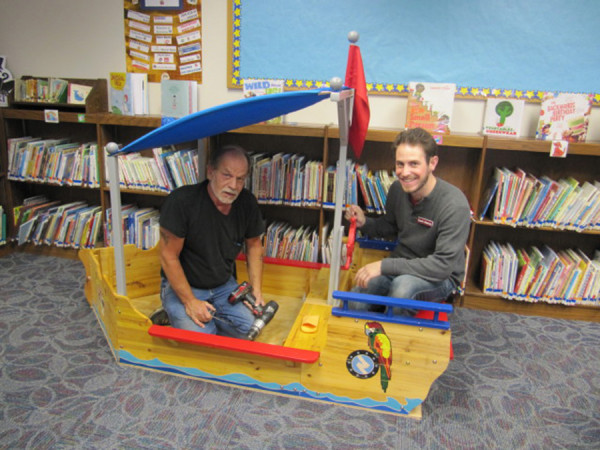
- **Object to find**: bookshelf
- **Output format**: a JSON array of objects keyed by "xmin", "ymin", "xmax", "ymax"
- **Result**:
[
  {"xmin": 12, "ymin": 77, "xmax": 108, "ymax": 115},
  {"xmin": 1, "ymin": 103, "xmax": 598, "ymax": 320},
  {"xmin": 464, "ymin": 137, "xmax": 600, "ymax": 322}
]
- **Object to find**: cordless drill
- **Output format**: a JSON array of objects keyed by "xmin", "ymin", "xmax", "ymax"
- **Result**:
[{"xmin": 228, "ymin": 281, "xmax": 279, "ymax": 340}]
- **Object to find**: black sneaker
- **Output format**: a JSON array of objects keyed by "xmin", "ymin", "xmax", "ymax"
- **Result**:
[{"xmin": 150, "ymin": 307, "xmax": 171, "ymax": 326}]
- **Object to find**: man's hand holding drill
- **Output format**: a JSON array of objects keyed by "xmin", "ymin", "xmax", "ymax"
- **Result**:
[{"xmin": 184, "ymin": 299, "xmax": 215, "ymax": 328}]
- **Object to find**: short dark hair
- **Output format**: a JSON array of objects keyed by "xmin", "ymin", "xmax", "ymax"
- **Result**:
[
  {"xmin": 209, "ymin": 145, "xmax": 251, "ymax": 170},
  {"xmin": 392, "ymin": 127, "xmax": 438, "ymax": 161}
]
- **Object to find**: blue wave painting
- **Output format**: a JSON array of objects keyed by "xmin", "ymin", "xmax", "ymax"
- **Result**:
[{"xmin": 119, "ymin": 350, "xmax": 422, "ymax": 415}]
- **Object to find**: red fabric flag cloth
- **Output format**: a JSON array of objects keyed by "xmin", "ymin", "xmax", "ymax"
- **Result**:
[{"xmin": 344, "ymin": 44, "xmax": 370, "ymax": 159}]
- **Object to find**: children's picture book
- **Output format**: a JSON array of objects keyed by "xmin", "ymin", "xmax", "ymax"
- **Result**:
[
  {"xmin": 49, "ymin": 78, "xmax": 68, "ymax": 103},
  {"xmin": 68, "ymin": 83, "xmax": 93, "ymax": 105},
  {"xmin": 405, "ymin": 82, "xmax": 456, "ymax": 134},
  {"xmin": 482, "ymin": 98, "xmax": 525, "ymax": 137},
  {"xmin": 535, "ymin": 92, "xmax": 593, "ymax": 143},
  {"xmin": 109, "ymin": 72, "xmax": 148, "ymax": 115},
  {"xmin": 160, "ymin": 79, "xmax": 198, "ymax": 125},
  {"xmin": 243, "ymin": 79, "xmax": 285, "ymax": 124}
]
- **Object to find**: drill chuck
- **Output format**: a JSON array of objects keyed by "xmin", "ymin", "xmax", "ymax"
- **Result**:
[{"xmin": 247, "ymin": 300, "xmax": 279, "ymax": 340}]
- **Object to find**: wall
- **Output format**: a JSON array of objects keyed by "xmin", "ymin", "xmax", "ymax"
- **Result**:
[{"xmin": 0, "ymin": 0, "xmax": 598, "ymax": 141}]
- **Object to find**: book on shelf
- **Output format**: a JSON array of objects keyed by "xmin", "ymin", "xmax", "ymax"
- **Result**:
[
  {"xmin": 160, "ymin": 79, "xmax": 197, "ymax": 124},
  {"xmin": 478, "ymin": 169, "xmax": 500, "ymax": 220},
  {"xmin": 322, "ymin": 166, "xmax": 336, "ymax": 208},
  {"xmin": 529, "ymin": 176, "xmax": 560, "ymax": 227},
  {"xmin": 67, "ymin": 83, "xmax": 93, "ymax": 105},
  {"xmin": 265, "ymin": 221, "xmax": 320, "ymax": 264},
  {"xmin": 481, "ymin": 242, "xmax": 600, "ymax": 305},
  {"xmin": 249, "ymin": 152, "xmax": 324, "ymax": 207},
  {"xmin": 109, "ymin": 72, "xmax": 149, "ymax": 115},
  {"xmin": 14, "ymin": 77, "xmax": 91, "ymax": 104},
  {"xmin": 482, "ymin": 98, "xmax": 525, "ymax": 137},
  {"xmin": 49, "ymin": 78, "xmax": 69, "ymax": 103},
  {"xmin": 486, "ymin": 166, "xmax": 600, "ymax": 231},
  {"xmin": 405, "ymin": 81, "xmax": 456, "ymax": 134},
  {"xmin": 102, "ymin": 204, "xmax": 160, "ymax": 250},
  {"xmin": 106, "ymin": 147, "xmax": 199, "ymax": 192},
  {"xmin": 535, "ymin": 92, "xmax": 593, "ymax": 143},
  {"xmin": 15, "ymin": 200, "xmax": 100, "ymax": 248},
  {"xmin": 243, "ymin": 79, "xmax": 285, "ymax": 124}
]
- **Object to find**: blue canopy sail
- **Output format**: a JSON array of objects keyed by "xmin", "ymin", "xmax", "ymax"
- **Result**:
[{"xmin": 112, "ymin": 88, "xmax": 334, "ymax": 155}]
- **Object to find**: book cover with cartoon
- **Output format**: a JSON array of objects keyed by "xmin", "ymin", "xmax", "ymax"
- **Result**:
[{"xmin": 536, "ymin": 92, "xmax": 593, "ymax": 143}]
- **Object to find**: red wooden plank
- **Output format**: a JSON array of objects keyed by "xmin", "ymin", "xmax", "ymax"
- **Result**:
[
  {"xmin": 236, "ymin": 254, "xmax": 326, "ymax": 269},
  {"xmin": 148, "ymin": 325, "xmax": 320, "ymax": 364}
]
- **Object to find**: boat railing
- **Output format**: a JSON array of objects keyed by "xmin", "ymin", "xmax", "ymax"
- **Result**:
[{"xmin": 331, "ymin": 290, "xmax": 453, "ymax": 330}]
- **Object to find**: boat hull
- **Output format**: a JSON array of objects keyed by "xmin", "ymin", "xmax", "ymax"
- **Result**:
[{"xmin": 79, "ymin": 245, "xmax": 452, "ymax": 418}]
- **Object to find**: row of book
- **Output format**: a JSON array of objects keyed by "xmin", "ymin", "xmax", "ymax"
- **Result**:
[
  {"xmin": 104, "ymin": 204, "xmax": 160, "ymax": 251},
  {"xmin": 353, "ymin": 165, "xmax": 395, "ymax": 214},
  {"xmin": 406, "ymin": 82, "xmax": 593, "ymax": 143},
  {"xmin": 248, "ymin": 153, "xmax": 394, "ymax": 214},
  {"xmin": 14, "ymin": 77, "xmax": 93, "ymax": 105},
  {"xmin": 249, "ymin": 153, "xmax": 323, "ymax": 207},
  {"xmin": 108, "ymin": 147, "xmax": 200, "ymax": 192},
  {"xmin": 265, "ymin": 221, "xmax": 320, "ymax": 263},
  {"xmin": 13, "ymin": 196, "xmax": 102, "ymax": 249},
  {"xmin": 7, "ymin": 137, "xmax": 101, "ymax": 188},
  {"xmin": 322, "ymin": 162, "xmax": 394, "ymax": 214},
  {"xmin": 481, "ymin": 241, "xmax": 600, "ymax": 306},
  {"xmin": 109, "ymin": 72, "xmax": 149, "ymax": 116},
  {"xmin": 264, "ymin": 220, "xmax": 344, "ymax": 265},
  {"xmin": 479, "ymin": 167, "xmax": 600, "ymax": 231}
]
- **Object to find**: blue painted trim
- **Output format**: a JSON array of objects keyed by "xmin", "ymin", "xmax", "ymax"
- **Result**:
[
  {"xmin": 356, "ymin": 237, "xmax": 397, "ymax": 251},
  {"xmin": 118, "ymin": 350, "xmax": 419, "ymax": 415},
  {"xmin": 332, "ymin": 290, "xmax": 452, "ymax": 330}
]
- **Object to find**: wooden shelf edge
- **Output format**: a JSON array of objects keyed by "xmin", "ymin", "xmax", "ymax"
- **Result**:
[
  {"xmin": 230, "ymin": 122, "xmax": 327, "ymax": 137},
  {"xmin": 462, "ymin": 293, "xmax": 600, "ymax": 322},
  {"xmin": 1, "ymin": 108, "xmax": 94, "ymax": 124},
  {"xmin": 92, "ymin": 113, "xmax": 163, "ymax": 127},
  {"xmin": 486, "ymin": 136, "xmax": 600, "ymax": 156},
  {"xmin": 472, "ymin": 218, "xmax": 600, "ymax": 235}
]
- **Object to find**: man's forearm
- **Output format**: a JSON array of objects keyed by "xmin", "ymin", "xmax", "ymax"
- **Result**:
[{"xmin": 245, "ymin": 241, "xmax": 264, "ymax": 299}]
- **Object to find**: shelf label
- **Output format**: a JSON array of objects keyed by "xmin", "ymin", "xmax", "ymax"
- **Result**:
[{"xmin": 44, "ymin": 109, "xmax": 59, "ymax": 123}]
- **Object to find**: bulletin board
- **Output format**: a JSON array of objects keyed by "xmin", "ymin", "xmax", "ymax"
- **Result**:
[
  {"xmin": 228, "ymin": 0, "xmax": 600, "ymax": 104},
  {"xmin": 124, "ymin": 0, "xmax": 202, "ymax": 83}
]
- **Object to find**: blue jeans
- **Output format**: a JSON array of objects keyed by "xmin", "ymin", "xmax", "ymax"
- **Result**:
[
  {"xmin": 160, "ymin": 277, "xmax": 255, "ymax": 339},
  {"xmin": 350, "ymin": 274, "xmax": 457, "ymax": 316}
]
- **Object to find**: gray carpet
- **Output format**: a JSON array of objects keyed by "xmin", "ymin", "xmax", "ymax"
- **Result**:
[{"xmin": 0, "ymin": 252, "xmax": 599, "ymax": 449}]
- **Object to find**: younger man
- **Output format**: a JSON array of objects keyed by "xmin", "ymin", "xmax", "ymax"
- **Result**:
[{"xmin": 345, "ymin": 127, "xmax": 471, "ymax": 309}]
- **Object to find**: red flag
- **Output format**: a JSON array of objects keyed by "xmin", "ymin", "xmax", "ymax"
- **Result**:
[{"xmin": 344, "ymin": 44, "xmax": 370, "ymax": 159}]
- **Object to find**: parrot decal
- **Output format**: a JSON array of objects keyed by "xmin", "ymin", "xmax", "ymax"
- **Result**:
[{"xmin": 364, "ymin": 321, "xmax": 392, "ymax": 392}]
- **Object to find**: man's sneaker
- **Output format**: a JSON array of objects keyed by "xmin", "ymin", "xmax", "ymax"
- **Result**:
[{"xmin": 150, "ymin": 307, "xmax": 171, "ymax": 326}]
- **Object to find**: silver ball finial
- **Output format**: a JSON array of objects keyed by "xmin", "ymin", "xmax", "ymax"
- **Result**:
[
  {"xmin": 106, "ymin": 142, "xmax": 120, "ymax": 154},
  {"xmin": 330, "ymin": 77, "xmax": 343, "ymax": 91},
  {"xmin": 348, "ymin": 31, "xmax": 359, "ymax": 44}
]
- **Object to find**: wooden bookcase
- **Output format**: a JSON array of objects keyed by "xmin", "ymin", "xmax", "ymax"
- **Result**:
[
  {"xmin": 1, "ymin": 103, "xmax": 598, "ymax": 321},
  {"xmin": 463, "ymin": 137, "xmax": 600, "ymax": 322},
  {"xmin": 12, "ymin": 77, "xmax": 108, "ymax": 115}
]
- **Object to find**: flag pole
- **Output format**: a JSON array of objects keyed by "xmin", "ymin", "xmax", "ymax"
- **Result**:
[
  {"xmin": 327, "ymin": 31, "xmax": 369, "ymax": 304},
  {"xmin": 106, "ymin": 142, "xmax": 127, "ymax": 296},
  {"xmin": 327, "ymin": 78, "xmax": 353, "ymax": 305}
]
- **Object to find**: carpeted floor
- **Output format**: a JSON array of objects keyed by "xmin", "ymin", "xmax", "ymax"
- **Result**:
[{"xmin": 0, "ymin": 252, "xmax": 599, "ymax": 449}]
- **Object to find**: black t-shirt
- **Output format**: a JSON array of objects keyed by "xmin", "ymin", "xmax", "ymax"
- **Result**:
[{"xmin": 160, "ymin": 180, "xmax": 264, "ymax": 289}]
